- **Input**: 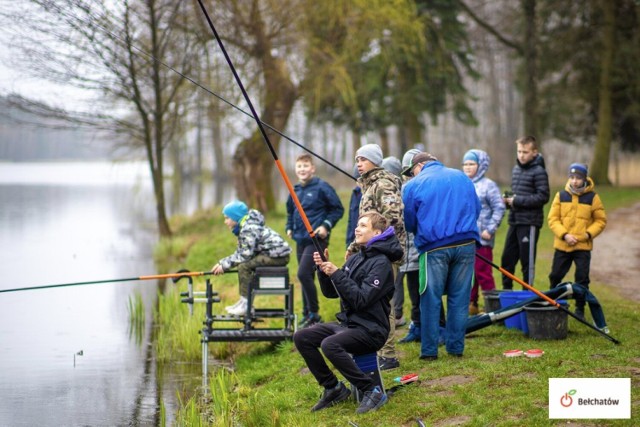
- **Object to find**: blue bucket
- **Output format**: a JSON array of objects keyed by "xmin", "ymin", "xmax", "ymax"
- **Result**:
[
  {"xmin": 499, "ymin": 291, "xmax": 568, "ymax": 335},
  {"xmin": 499, "ymin": 291, "xmax": 536, "ymax": 334}
]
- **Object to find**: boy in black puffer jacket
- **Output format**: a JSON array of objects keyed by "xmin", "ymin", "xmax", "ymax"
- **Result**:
[
  {"xmin": 294, "ymin": 212, "xmax": 403, "ymax": 414},
  {"xmin": 500, "ymin": 136, "xmax": 550, "ymax": 288}
]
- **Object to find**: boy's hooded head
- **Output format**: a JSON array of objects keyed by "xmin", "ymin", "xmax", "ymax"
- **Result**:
[{"xmin": 463, "ymin": 150, "xmax": 479, "ymax": 164}]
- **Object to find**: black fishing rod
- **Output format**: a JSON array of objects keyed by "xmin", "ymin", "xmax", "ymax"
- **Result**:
[
  {"xmin": 196, "ymin": 0, "xmax": 330, "ymax": 262},
  {"xmin": 45, "ymin": 2, "xmax": 354, "ymax": 182}
]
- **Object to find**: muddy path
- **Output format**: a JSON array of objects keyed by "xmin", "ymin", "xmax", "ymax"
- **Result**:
[{"xmin": 590, "ymin": 202, "xmax": 640, "ymax": 302}]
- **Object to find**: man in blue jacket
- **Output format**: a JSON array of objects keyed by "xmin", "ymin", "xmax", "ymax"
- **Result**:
[
  {"xmin": 402, "ymin": 152, "xmax": 480, "ymax": 360},
  {"xmin": 286, "ymin": 153, "xmax": 344, "ymax": 328}
]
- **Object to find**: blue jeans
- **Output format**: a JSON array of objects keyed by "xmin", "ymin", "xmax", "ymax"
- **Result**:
[{"xmin": 419, "ymin": 242, "xmax": 475, "ymax": 357}]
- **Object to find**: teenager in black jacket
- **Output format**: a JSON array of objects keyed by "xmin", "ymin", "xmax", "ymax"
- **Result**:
[
  {"xmin": 501, "ymin": 136, "xmax": 550, "ymax": 288},
  {"xmin": 293, "ymin": 212, "xmax": 403, "ymax": 414}
]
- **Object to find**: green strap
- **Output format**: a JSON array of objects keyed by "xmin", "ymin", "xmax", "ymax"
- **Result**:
[{"xmin": 419, "ymin": 252, "xmax": 428, "ymax": 295}]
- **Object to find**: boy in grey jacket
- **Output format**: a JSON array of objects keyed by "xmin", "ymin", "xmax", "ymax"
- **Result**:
[{"xmin": 462, "ymin": 149, "xmax": 505, "ymax": 313}]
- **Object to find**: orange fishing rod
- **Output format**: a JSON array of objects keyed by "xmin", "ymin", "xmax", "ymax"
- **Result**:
[
  {"xmin": 475, "ymin": 253, "xmax": 620, "ymax": 344},
  {"xmin": 0, "ymin": 270, "xmax": 238, "ymax": 294}
]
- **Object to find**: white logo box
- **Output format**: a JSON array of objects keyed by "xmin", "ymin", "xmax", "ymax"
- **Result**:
[{"xmin": 549, "ymin": 378, "xmax": 630, "ymax": 419}]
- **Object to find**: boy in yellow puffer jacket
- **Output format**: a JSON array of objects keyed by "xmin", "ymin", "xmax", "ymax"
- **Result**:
[{"xmin": 548, "ymin": 163, "xmax": 607, "ymax": 319}]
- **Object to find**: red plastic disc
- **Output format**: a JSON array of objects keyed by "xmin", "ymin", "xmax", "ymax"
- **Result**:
[
  {"xmin": 503, "ymin": 349, "xmax": 523, "ymax": 357},
  {"xmin": 525, "ymin": 349, "xmax": 544, "ymax": 358}
]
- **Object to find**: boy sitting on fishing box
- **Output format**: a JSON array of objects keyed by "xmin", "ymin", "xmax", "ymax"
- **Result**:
[
  {"xmin": 293, "ymin": 212, "xmax": 403, "ymax": 414},
  {"xmin": 211, "ymin": 200, "xmax": 291, "ymax": 316}
]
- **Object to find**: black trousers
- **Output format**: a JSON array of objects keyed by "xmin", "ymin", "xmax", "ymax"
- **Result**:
[
  {"xmin": 548, "ymin": 249, "xmax": 591, "ymax": 309},
  {"xmin": 296, "ymin": 238, "xmax": 328, "ymax": 315},
  {"xmin": 501, "ymin": 224, "xmax": 540, "ymax": 289},
  {"xmin": 394, "ymin": 270, "xmax": 421, "ymax": 324},
  {"xmin": 293, "ymin": 322, "xmax": 384, "ymax": 393}
]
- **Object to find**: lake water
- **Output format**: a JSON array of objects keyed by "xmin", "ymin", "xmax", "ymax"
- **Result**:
[{"xmin": 0, "ymin": 162, "xmax": 214, "ymax": 426}]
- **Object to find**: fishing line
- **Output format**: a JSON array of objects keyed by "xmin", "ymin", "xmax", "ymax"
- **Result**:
[
  {"xmin": 195, "ymin": 0, "xmax": 328, "ymax": 256},
  {"xmin": 41, "ymin": 1, "xmax": 354, "ymax": 181}
]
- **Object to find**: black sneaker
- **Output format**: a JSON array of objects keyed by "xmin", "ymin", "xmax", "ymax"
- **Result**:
[
  {"xmin": 356, "ymin": 386, "xmax": 387, "ymax": 414},
  {"xmin": 575, "ymin": 307, "xmax": 585, "ymax": 320},
  {"xmin": 378, "ymin": 356, "xmax": 400, "ymax": 371},
  {"xmin": 300, "ymin": 313, "xmax": 322, "ymax": 329},
  {"xmin": 311, "ymin": 381, "xmax": 351, "ymax": 412},
  {"xmin": 419, "ymin": 355, "xmax": 437, "ymax": 361}
]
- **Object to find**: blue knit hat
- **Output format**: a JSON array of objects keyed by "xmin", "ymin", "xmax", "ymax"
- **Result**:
[
  {"xmin": 355, "ymin": 144, "xmax": 383, "ymax": 166},
  {"xmin": 463, "ymin": 150, "xmax": 479, "ymax": 164},
  {"xmin": 222, "ymin": 200, "xmax": 248, "ymax": 222},
  {"xmin": 568, "ymin": 163, "xmax": 588, "ymax": 179}
]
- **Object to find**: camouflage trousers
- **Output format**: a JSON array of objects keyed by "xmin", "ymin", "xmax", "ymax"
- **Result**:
[
  {"xmin": 378, "ymin": 263, "xmax": 399, "ymax": 359},
  {"xmin": 238, "ymin": 254, "xmax": 290, "ymax": 297}
]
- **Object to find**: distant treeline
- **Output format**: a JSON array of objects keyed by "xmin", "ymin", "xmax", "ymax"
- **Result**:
[{"xmin": 0, "ymin": 96, "xmax": 112, "ymax": 161}]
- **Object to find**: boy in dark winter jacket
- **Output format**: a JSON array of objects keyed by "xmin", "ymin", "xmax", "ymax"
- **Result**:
[
  {"xmin": 294, "ymin": 212, "xmax": 403, "ymax": 414},
  {"xmin": 500, "ymin": 136, "xmax": 550, "ymax": 288},
  {"xmin": 286, "ymin": 153, "xmax": 344, "ymax": 328},
  {"xmin": 211, "ymin": 200, "xmax": 291, "ymax": 316}
]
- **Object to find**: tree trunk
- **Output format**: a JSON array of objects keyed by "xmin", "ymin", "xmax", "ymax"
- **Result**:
[
  {"xmin": 148, "ymin": 0, "xmax": 171, "ymax": 237},
  {"xmin": 590, "ymin": 0, "xmax": 615, "ymax": 185},
  {"xmin": 405, "ymin": 113, "xmax": 422, "ymax": 153},
  {"xmin": 379, "ymin": 127, "xmax": 389, "ymax": 156},
  {"xmin": 233, "ymin": 57, "xmax": 296, "ymax": 212},
  {"xmin": 522, "ymin": 0, "xmax": 539, "ymax": 140}
]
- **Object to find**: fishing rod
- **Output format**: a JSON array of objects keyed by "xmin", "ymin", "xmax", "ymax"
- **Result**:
[
  {"xmin": 196, "ymin": 0, "xmax": 330, "ymax": 262},
  {"xmin": 0, "ymin": 270, "xmax": 237, "ymax": 295},
  {"xmin": 45, "ymin": 2, "xmax": 354, "ymax": 181},
  {"xmin": 475, "ymin": 253, "xmax": 620, "ymax": 345}
]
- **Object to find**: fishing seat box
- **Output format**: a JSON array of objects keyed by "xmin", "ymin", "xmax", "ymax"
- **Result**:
[
  {"xmin": 350, "ymin": 352, "xmax": 385, "ymax": 402},
  {"xmin": 248, "ymin": 267, "xmax": 294, "ymax": 319}
]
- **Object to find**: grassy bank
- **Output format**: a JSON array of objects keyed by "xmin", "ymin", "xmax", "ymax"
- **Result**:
[{"xmin": 155, "ymin": 186, "xmax": 640, "ymax": 426}]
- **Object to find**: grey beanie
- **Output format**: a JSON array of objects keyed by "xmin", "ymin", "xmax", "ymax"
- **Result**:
[
  {"xmin": 381, "ymin": 156, "xmax": 402, "ymax": 177},
  {"xmin": 355, "ymin": 144, "xmax": 383, "ymax": 166}
]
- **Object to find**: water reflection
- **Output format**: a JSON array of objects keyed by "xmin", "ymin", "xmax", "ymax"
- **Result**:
[{"xmin": 0, "ymin": 162, "xmax": 224, "ymax": 426}]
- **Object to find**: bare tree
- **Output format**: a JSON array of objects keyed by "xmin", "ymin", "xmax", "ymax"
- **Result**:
[{"xmin": 1, "ymin": 0, "xmax": 200, "ymax": 237}]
